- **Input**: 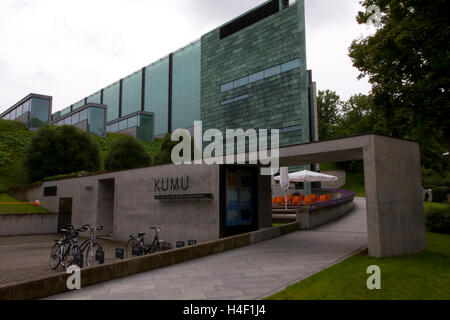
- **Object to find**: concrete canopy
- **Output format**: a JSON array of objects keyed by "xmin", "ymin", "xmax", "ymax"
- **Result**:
[{"xmin": 226, "ymin": 134, "xmax": 427, "ymax": 258}]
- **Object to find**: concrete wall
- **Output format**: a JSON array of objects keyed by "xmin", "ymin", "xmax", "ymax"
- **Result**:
[
  {"xmin": 320, "ymin": 170, "xmax": 346, "ymax": 189},
  {"xmin": 9, "ymin": 183, "xmax": 43, "ymax": 202},
  {"xmin": 0, "ymin": 213, "xmax": 58, "ymax": 236},
  {"xmin": 363, "ymin": 135, "xmax": 426, "ymax": 257},
  {"xmin": 40, "ymin": 164, "xmax": 272, "ymax": 246},
  {"xmin": 296, "ymin": 200, "xmax": 354, "ymax": 230},
  {"xmin": 112, "ymin": 164, "xmax": 221, "ymax": 245}
]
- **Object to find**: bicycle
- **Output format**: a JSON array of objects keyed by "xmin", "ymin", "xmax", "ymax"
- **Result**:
[
  {"xmin": 79, "ymin": 224, "xmax": 104, "ymax": 267},
  {"xmin": 50, "ymin": 225, "xmax": 85, "ymax": 270},
  {"xmin": 50, "ymin": 224, "xmax": 104, "ymax": 270},
  {"xmin": 126, "ymin": 226, "xmax": 165, "ymax": 257},
  {"xmin": 50, "ymin": 225, "xmax": 75, "ymax": 270}
]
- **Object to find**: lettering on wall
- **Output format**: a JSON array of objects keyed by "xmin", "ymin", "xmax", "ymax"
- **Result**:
[{"xmin": 154, "ymin": 177, "xmax": 189, "ymax": 192}]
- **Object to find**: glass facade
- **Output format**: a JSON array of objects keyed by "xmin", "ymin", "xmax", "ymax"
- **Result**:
[
  {"xmin": 122, "ymin": 70, "xmax": 142, "ymax": 117},
  {"xmin": 1, "ymin": 99, "xmax": 32, "ymax": 122},
  {"xmin": 172, "ymin": 40, "xmax": 201, "ymax": 131},
  {"xmin": 89, "ymin": 107, "xmax": 106, "ymax": 136},
  {"xmin": 30, "ymin": 98, "xmax": 50, "ymax": 128},
  {"xmin": 72, "ymin": 100, "xmax": 85, "ymax": 111},
  {"xmin": 53, "ymin": 106, "xmax": 105, "ymax": 136},
  {"xmin": 144, "ymin": 57, "xmax": 169, "ymax": 136},
  {"xmin": 103, "ymin": 81, "xmax": 120, "ymax": 122},
  {"xmin": 139, "ymin": 114, "xmax": 153, "ymax": 141},
  {"xmin": 106, "ymin": 113, "xmax": 154, "ymax": 141},
  {"xmin": 87, "ymin": 91, "xmax": 101, "ymax": 104}
]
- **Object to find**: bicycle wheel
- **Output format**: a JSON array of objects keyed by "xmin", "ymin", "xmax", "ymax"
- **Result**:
[
  {"xmin": 126, "ymin": 238, "xmax": 141, "ymax": 257},
  {"xmin": 50, "ymin": 242, "xmax": 62, "ymax": 270},
  {"xmin": 85, "ymin": 242, "xmax": 103, "ymax": 267},
  {"xmin": 62, "ymin": 244, "xmax": 76, "ymax": 269}
]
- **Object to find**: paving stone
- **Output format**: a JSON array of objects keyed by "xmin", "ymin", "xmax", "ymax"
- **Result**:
[{"xmin": 46, "ymin": 198, "xmax": 368, "ymax": 300}]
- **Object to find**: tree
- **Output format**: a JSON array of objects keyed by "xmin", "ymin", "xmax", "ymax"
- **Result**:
[
  {"xmin": 24, "ymin": 125, "xmax": 100, "ymax": 182},
  {"xmin": 338, "ymin": 94, "xmax": 383, "ymax": 137},
  {"xmin": 317, "ymin": 90, "xmax": 342, "ymax": 140},
  {"xmin": 104, "ymin": 135, "xmax": 152, "ymax": 171},
  {"xmin": 349, "ymin": 0, "xmax": 449, "ymax": 169},
  {"xmin": 153, "ymin": 133, "xmax": 179, "ymax": 166}
]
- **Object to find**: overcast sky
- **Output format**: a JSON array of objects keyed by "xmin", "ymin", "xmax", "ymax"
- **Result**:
[{"xmin": 0, "ymin": 0, "xmax": 373, "ymax": 114}]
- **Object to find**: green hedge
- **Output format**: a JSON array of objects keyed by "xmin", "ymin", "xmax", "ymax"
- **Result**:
[{"xmin": 425, "ymin": 205, "xmax": 450, "ymax": 234}]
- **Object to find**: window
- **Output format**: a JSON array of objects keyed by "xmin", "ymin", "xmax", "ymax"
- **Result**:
[
  {"xmin": 110, "ymin": 122, "xmax": 118, "ymax": 132},
  {"xmin": 17, "ymin": 104, "xmax": 23, "ymax": 117},
  {"xmin": 71, "ymin": 112, "xmax": 80, "ymax": 124},
  {"xmin": 234, "ymin": 76, "xmax": 249, "ymax": 88},
  {"xmin": 72, "ymin": 100, "xmax": 85, "ymax": 111},
  {"xmin": 80, "ymin": 108, "xmax": 88, "ymax": 122},
  {"xmin": 264, "ymin": 65, "xmax": 281, "ymax": 78},
  {"xmin": 145, "ymin": 57, "xmax": 169, "ymax": 136},
  {"xmin": 220, "ymin": 0, "xmax": 279, "ymax": 39},
  {"xmin": 89, "ymin": 107, "xmax": 105, "ymax": 136},
  {"xmin": 30, "ymin": 98, "xmax": 50, "ymax": 128},
  {"xmin": 122, "ymin": 70, "xmax": 142, "ymax": 117},
  {"xmin": 220, "ymin": 94, "xmax": 249, "ymax": 106},
  {"xmin": 249, "ymin": 71, "xmax": 264, "ymax": 84},
  {"xmin": 23, "ymin": 100, "xmax": 30, "ymax": 113},
  {"xmin": 119, "ymin": 119, "xmax": 127, "ymax": 131},
  {"xmin": 43, "ymin": 186, "xmax": 57, "ymax": 197},
  {"xmin": 172, "ymin": 40, "xmax": 201, "ymax": 131},
  {"xmin": 127, "ymin": 115, "xmax": 138, "ymax": 128},
  {"xmin": 64, "ymin": 117, "xmax": 71, "ymax": 125},
  {"xmin": 103, "ymin": 81, "xmax": 120, "ymax": 122},
  {"xmin": 139, "ymin": 114, "xmax": 153, "ymax": 141},
  {"xmin": 221, "ymin": 82, "xmax": 234, "ymax": 92},
  {"xmin": 87, "ymin": 91, "xmax": 101, "ymax": 104},
  {"xmin": 281, "ymin": 59, "xmax": 300, "ymax": 72}
]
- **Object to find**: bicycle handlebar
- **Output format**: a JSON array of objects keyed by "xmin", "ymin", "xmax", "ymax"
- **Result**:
[{"xmin": 150, "ymin": 226, "xmax": 161, "ymax": 233}]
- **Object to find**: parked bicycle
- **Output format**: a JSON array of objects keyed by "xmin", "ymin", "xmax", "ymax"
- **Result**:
[
  {"xmin": 126, "ymin": 226, "xmax": 165, "ymax": 257},
  {"xmin": 50, "ymin": 224, "xmax": 104, "ymax": 270},
  {"xmin": 50, "ymin": 225, "xmax": 74, "ymax": 270}
]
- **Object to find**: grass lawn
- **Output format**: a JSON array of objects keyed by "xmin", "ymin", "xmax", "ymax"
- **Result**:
[
  {"xmin": 319, "ymin": 163, "xmax": 366, "ymax": 197},
  {"xmin": 0, "ymin": 193, "xmax": 50, "ymax": 214},
  {"xmin": 265, "ymin": 232, "xmax": 450, "ymax": 300}
]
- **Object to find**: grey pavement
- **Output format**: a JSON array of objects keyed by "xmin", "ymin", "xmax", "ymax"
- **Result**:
[
  {"xmin": 0, "ymin": 234, "xmax": 125, "ymax": 286},
  {"xmin": 46, "ymin": 197, "xmax": 368, "ymax": 300}
]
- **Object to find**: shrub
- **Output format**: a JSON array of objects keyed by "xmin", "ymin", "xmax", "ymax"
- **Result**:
[
  {"xmin": 104, "ymin": 135, "xmax": 151, "ymax": 171},
  {"xmin": 24, "ymin": 125, "xmax": 100, "ymax": 182},
  {"xmin": 425, "ymin": 206, "xmax": 450, "ymax": 234},
  {"xmin": 152, "ymin": 134, "xmax": 178, "ymax": 166}
]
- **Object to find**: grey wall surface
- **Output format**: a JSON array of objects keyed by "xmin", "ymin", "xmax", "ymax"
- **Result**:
[
  {"xmin": 320, "ymin": 170, "xmax": 346, "ymax": 189},
  {"xmin": 9, "ymin": 183, "xmax": 43, "ymax": 203},
  {"xmin": 41, "ymin": 164, "xmax": 272, "ymax": 246},
  {"xmin": 0, "ymin": 213, "xmax": 58, "ymax": 236},
  {"xmin": 296, "ymin": 200, "xmax": 354, "ymax": 230},
  {"xmin": 363, "ymin": 135, "xmax": 426, "ymax": 257}
]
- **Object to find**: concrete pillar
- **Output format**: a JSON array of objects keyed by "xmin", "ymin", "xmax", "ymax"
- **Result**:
[{"xmin": 363, "ymin": 135, "xmax": 426, "ymax": 257}]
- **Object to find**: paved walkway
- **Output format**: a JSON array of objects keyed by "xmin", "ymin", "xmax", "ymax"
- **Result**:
[
  {"xmin": 47, "ymin": 197, "xmax": 368, "ymax": 300},
  {"xmin": 0, "ymin": 234, "xmax": 124, "ymax": 286}
]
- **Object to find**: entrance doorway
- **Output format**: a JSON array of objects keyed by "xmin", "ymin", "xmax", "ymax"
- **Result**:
[
  {"xmin": 220, "ymin": 166, "xmax": 259, "ymax": 237},
  {"xmin": 97, "ymin": 179, "xmax": 115, "ymax": 237},
  {"xmin": 58, "ymin": 198, "xmax": 72, "ymax": 232}
]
